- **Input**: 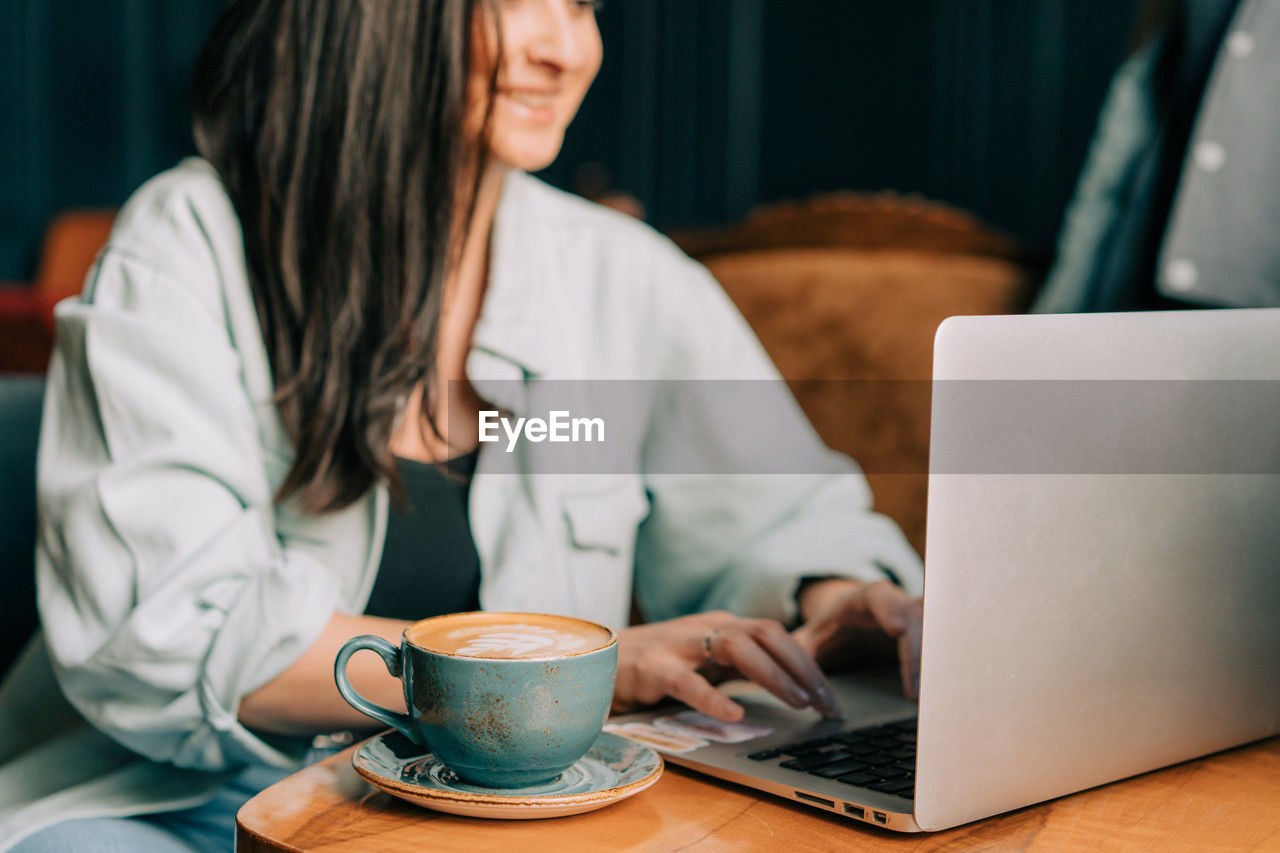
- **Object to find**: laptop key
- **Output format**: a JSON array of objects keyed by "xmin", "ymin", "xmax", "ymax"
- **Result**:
[
  {"xmin": 778, "ymin": 737, "xmax": 832, "ymax": 756},
  {"xmin": 834, "ymin": 771, "xmax": 880, "ymax": 787},
  {"xmin": 808, "ymin": 759, "xmax": 870, "ymax": 779},
  {"xmin": 869, "ymin": 778, "xmax": 916, "ymax": 795},
  {"xmin": 886, "ymin": 747, "xmax": 916, "ymax": 760},
  {"xmin": 858, "ymin": 755, "xmax": 895, "ymax": 767},
  {"xmin": 780, "ymin": 750, "xmax": 853, "ymax": 772},
  {"xmin": 746, "ymin": 750, "xmax": 780, "ymax": 761}
]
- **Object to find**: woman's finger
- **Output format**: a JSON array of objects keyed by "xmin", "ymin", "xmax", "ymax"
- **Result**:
[
  {"xmin": 898, "ymin": 633, "xmax": 918, "ymax": 701},
  {"xmin": 829, "ymin": 582, "xmax": 888, "ymax": 633},
  {"xmin": 743, "ymin": 620, "xmax": 841, "ymax": 718},
  {"xmin": 662, "ymin": 664, "xmax": 744, "ymax": 722},
  {"xmin": 862, "ymin": 581, "xmax": 912, "ymax": 636},
  {"xmin": 680, "ymin": 610, "xmax": 739, "ymax": 660},
  {"xmin": 897, "ymin": 602, "xmax": 924, "ymax": 700},
  {"xmin": 711, "ymin": 630, "xmax": 812, "ymax": 709}
]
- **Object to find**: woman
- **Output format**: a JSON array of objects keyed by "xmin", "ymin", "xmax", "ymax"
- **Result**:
[{"xmin": 0, "ymin": 1, "xmax": 923, "ymax": 849}]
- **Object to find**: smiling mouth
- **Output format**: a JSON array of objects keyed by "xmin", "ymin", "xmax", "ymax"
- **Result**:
[{"xmin": 502, "ymin": 90, "xmax": 556, "ymax": 109}]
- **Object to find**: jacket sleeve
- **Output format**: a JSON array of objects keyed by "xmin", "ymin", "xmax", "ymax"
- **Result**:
[
  {"xmin": 35, "ymin": 244, "xmax": 342, "ymax": 772},
  {"xmin": 633, "ymin": 253, "xmax": 923, "ymax": 625}
]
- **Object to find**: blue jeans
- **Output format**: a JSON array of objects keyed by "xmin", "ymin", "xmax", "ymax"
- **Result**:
[{"xmin": 12, "ymin": 748, "xmax": 337, "ymax": 853}]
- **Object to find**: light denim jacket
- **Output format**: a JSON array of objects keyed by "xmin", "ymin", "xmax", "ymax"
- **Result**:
[{"xmin": 0, "ymin": 158, "xmax": 921, "ymax": 846}]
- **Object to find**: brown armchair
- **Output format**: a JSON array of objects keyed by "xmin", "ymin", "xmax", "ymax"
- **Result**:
[
  {"xmin": 0, "ymin": 209, "xmax": 116, "ymax": 374},
  {"xmin": 672, "ymin": 192, "xmax": 1037, "ymax": 554}
]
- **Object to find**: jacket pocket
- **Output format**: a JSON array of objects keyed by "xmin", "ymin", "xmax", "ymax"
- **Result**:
[{"xmin": 560, "ymin": 478, "xmax": 650, "ymax": 555}]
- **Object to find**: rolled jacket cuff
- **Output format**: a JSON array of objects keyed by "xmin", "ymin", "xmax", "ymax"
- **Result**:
[{"xmin": 177, "ymin": 520, "xmax": 343, "ymax": 771}]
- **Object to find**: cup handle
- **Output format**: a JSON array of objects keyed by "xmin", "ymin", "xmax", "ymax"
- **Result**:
[{"xmin": 334, "ymin": 634, "xmax": 422, "ymax": 746}]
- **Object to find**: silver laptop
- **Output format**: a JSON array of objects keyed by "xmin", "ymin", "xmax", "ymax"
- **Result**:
[{"xmin": 613, "ymin": 309, "xmax": 1280, "ymax": 832}]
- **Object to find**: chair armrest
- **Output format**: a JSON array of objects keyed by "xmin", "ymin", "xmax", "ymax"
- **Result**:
[{"xmin": 0, "ymin": 287, "xmax": 56, "ymax": 374}]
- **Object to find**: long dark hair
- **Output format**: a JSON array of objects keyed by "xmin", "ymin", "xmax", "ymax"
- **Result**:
[{"xmin": 192, "ymin": 0, "xmax": 494, "ymax": 515}]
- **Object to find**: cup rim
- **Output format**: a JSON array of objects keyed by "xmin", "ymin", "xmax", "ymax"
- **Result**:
[{"xmin": 401, "ymin": 611, "xmax": 618, "ymax": 661}]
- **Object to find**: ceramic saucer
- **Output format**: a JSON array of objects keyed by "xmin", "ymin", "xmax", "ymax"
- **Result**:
[{"xmin": 352, "ymin": 730, "xmax": 663, "ymax": 819}]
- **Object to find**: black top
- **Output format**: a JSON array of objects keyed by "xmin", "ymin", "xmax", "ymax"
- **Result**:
[{"xmin": 363, "ymin": 451, "xmax": 482, "ymax": 621}]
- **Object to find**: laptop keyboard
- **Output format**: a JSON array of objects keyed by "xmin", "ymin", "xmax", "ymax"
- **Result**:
[{"xmin": 745, "ymin": 718, "xmax": 917, "ymax": 799}]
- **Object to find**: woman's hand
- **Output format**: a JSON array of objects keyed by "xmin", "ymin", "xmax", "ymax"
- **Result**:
[
  {"xmin": 613, "ymin": 611, "xmax": 840, "ymax": 722},
  {"xmin": 791, "ymin": 578, "xmax": 923, "ymax": 700}
]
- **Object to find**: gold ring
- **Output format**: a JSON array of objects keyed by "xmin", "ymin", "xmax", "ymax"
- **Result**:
[{"xmin": 702, "ymin": 629, "xmax": 720, "ymax": 664}]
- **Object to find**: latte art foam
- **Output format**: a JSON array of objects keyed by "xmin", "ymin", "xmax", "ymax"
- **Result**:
[
  {"xmin": 448, "ymin": 624, "xmax": 596, "ymax": 658},
  {"xmin": 407, "ymin": 613, "xmax": 612, "ymax": 659}
]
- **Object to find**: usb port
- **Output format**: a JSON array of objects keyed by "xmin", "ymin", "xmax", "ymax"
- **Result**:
[
  {"xmin": 843, "ymin": 804, "xmax": 865, "ymax": 819},
  {"xmin": 794, "ymin": 791, "xmax": 835, "ymax": 808},
  {"xmin": 873, "ymin": 811, "xmax": 888, "ymax": 824}
]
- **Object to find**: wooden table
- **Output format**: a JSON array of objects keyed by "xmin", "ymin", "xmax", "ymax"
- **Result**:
[{"xmin": 237, "ymin": 735, "xmax": 1279, "ymax": 851}]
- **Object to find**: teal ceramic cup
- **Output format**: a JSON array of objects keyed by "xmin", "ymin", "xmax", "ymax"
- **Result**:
[{"xmin": 334, "ymin": 611, "xmax": 618, "ymax": 788}]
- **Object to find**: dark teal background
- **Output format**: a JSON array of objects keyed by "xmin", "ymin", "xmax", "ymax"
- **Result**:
[{"xmin": 1, "ymin": 0, "xmax": 1141, "ymax": 281}]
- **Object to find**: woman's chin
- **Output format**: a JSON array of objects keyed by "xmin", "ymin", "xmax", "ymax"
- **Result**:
[{"xmin": 488, "ymin": 136, "xmax": 566, "ymax": 173}]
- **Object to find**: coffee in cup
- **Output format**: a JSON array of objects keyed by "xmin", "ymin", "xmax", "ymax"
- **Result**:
[
  {"xmin": 335, "ymin": 611, "xmax": 617, "ymax": 788},
  {"xmin": 406, "ymin": 612, "xmax": 611, "ymax": 659}
]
